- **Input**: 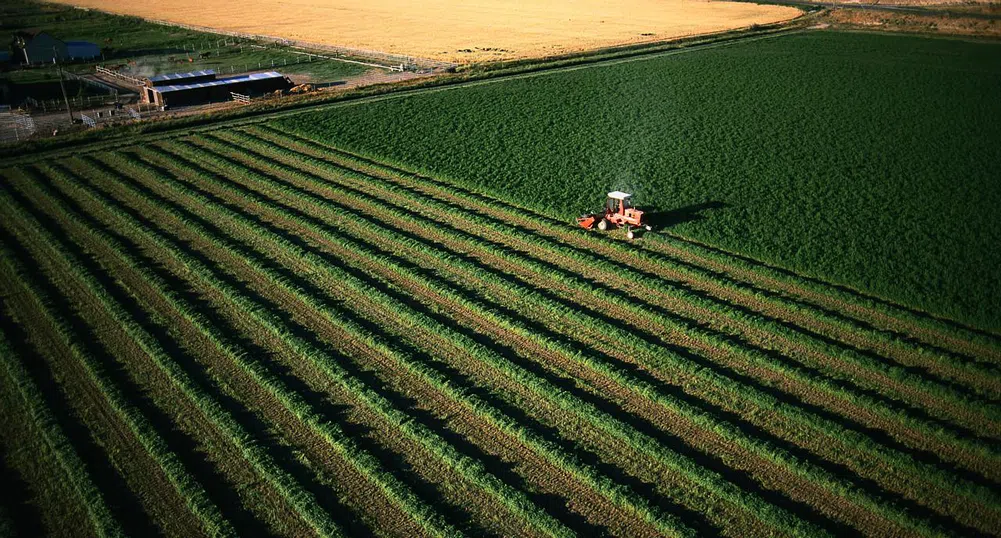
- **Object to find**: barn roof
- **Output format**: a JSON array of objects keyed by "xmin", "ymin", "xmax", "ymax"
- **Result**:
[
  {"xmin": 154, "ymin": 71, "xmax": 286, "ymax": 93},
  {"xmin": 148, "ymin": 69, "xmax": 216, "ymax": 83},
  {"xmin": 66, "ymin": 41, "xmax": 100, "ymax": 57}
]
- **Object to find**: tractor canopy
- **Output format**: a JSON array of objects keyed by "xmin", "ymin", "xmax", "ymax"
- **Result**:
[{"xmin": 606, "ymin": 191, "xmax": 633, "ymax": 213}]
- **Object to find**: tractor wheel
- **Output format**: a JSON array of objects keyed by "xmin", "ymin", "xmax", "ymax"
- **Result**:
[
  {"xmin": 626, "ymin": 230, "xmax": 635, "ymax": 240},
  {"xmin": 597, "ymin": 219, "xmax": 609, "ymax": 231}
]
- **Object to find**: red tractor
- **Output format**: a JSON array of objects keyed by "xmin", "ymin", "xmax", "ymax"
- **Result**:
[{"xmin": 577, "ymin": 191, "xmax": 652, "ymax": 239}]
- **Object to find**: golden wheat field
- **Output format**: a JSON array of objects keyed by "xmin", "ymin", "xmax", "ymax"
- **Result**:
[{"xmin": 52, "ymin": 0, "xmax": 801, "ymax": 62}]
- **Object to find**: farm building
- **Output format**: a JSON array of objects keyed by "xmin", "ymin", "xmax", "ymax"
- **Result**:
[
  {"xmin": 14, "ymin": 31, "xmax": 64, "ymax": 65},
  {"xmin": 141, "ymin": 70, "xmax": 293, "ymax": 108},
  {"xmin": 146, "ymin": 69, "xmax": 218, "ymax": 87},
  {"xmin": 13, "ymin": 31, "xmax": 100, "ymax": 65}
]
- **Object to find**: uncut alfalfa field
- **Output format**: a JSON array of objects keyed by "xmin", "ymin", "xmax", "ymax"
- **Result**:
[{"xmin": 2, "ymin": 30, "xmax": 1000, "ymax": 538}]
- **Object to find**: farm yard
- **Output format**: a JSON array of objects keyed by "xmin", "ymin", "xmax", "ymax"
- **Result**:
[
  {"xmin": 3, "ymin": 12, "xmax": 1001, "ymax": 538},
  {"xmin": 1, "ymin": 1, "xmax": 373, "ymax": 85}
]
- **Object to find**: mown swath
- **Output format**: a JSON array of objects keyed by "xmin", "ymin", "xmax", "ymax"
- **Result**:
[
  {"xmin": 0, "ymin": 181, "xmax": 347, "ymax": 538},
  {"xmin": 0, "ymin": 307, "xmax": 124, "ymax": 538}
]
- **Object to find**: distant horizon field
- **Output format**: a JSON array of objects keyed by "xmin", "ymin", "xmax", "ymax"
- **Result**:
[
  {"xmin": 278, "ymin": 31, "xmax": 1001, "ymax": 331},
  {"xmin": 44, "ymin": 0, "xmax": 801, "ymax": 63}
]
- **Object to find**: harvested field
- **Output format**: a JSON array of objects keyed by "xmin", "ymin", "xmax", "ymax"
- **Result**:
[
  {"xmin": 46, "ymin": 0, "xmax": 801, "ymax": 62},
  {"xmin": 3, "ymin": 119, "xmax": 1000, "ymax": 535}
]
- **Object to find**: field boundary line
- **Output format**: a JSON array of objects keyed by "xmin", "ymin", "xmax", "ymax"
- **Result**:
[{"xmin": 0, "ymin": 27, "xmax": 807, "ymax": 166}]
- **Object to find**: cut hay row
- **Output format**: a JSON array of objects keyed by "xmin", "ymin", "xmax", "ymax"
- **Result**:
[
  {"xmin": 37, "ymin": 158, "xmax": 480, "ymax": 538},
  {"xmin": 68, "ymin": 153, "xmax": 567, "ymax": 537},
  {"xmin": 644, "ymin": 233, "xmax": 1001, "ymax": 364},
  {"xmin": 1, "ymin": 174, "xmax": 350, "ymax": 538},
  {"xmin": 13, "ymin": 166, "xmax": 358, "ymax": 537},
  {"xmin": 113, "ymin": 139, "xmax": 868, "ymax": 536},
  {"xmin": 67, "ymin": 151, "xmax": 586, "ymax": 538},
  {"xmin": 175, "ymin": 132, "xmax": 1001, "ymax": 533},
  {"xmin": 0, "ymin": 203, "xmax": 243, "ymax": 538},
  {"xmin": 138, "ymin": 141, "xmax": 801, "ymax": 535},
  {"xmin": 191, "ymin": 132, "xmax": 1001, "ymax": 533},
  {"xmin": 149, "ymin": 134, "xmax": 972, "ymax": 536},
  {"xmin": 168, "ymin": 139, "xmax": 925, "ymax": 535},
  {"xmin": 0, "ymin": 309, "xmax": 124, "ymax": 538},
  {"xmin": 115, "ymin": 145, "xmax": 694, "ymax": 537},
  {"xmin": 258, "ymin": 123, "xmax": 1001, "ymax": 371},
  {"xmin": 243, "ymin": 127, "xmax": 1001, "ymax": 453},
  {"xmin": 4, "ymin": 105, "xmax": 998, "ymax": 538}
]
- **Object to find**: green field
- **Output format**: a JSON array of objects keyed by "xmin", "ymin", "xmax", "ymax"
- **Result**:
[
  {"xmin": 2, "ymin": 28, "xmax": 1001, "ymax": 538},
  {"xmin": 278, "ymin": 31, "xmax": 1001, "ymax": 331}
]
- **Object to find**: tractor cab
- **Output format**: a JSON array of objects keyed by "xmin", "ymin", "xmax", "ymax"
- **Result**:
[
  {"xmin": 606, "ymin": 191, "xmax": 633, "ymax": 216},
  {"xmin": 577, "ymin": 191, "xmax": 653, "ymax": 239}
]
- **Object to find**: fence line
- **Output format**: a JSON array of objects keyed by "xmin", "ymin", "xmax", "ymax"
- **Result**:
[
  {"xmin": 0, "ymin": 112, "xmax": 36, "ymax": 143},
  {"xmin": 63, "ymin": 70, "xmax": 120, "ymax": 95},
  {"xmin": 25, "ymin": 94, "xmax": 122, "ymax": 113},
  {"xmin": 96, "ymin": 66, "xmax": 145, "ymax": 86}
]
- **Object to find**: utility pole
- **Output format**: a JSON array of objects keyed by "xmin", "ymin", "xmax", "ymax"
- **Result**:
[{"xmin": 54, "ymin": 47, "xmax": 73, "ymax": 124}]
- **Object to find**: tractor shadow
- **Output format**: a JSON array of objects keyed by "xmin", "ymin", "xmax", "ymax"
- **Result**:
[{"xmin": 644, "ymin": 201, "xmax": 727, "ymax": 230}]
